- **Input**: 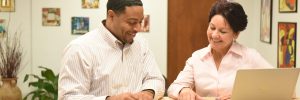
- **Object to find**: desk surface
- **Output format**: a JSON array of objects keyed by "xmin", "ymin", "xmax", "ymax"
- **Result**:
[
  {"xmin": 160, "ymin": 97, "xmax": 300, "ymax": 100},
  {"xmin": 160, "ymin": 97, "xmax": 215, "ymax": 100},
  {"xmin": 160, "ymin": 97, "xmax": 220, "ymax": 100}
]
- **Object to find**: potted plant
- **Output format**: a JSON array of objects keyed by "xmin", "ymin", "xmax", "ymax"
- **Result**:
[
  {"xmin": 0, "ymin": 32, "xmax": 23, "ymax": 100},
  {"xmin": 23, "ymin": 66, "xmax": 59, "ymax": 100}
]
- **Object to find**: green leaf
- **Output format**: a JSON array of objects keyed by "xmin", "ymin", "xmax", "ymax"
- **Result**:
[
  {"xmin": 23, "ymin": 74, "xmax": 42, "ymax": 83},
  {"xmin": 41, "ymin": 68, "xmax": 56, "ymax": 83},
  {"xmin": 23, "ymin": 66, "xmax": 59, "ymax": 100},
  {"xmin": 43, "ymin": 82, "xmax": 55, "ymax": 94},
  {"xmin": 28, "ymin": 79, "xmax": 45, "ymax": 89},
  {"xmin": 54, "ymin": 93, "xmax": 58, "ymax": 100},
  {"xmin": 23, "ymin": 74, "xmax": 29, "ymax": 82},
  {"xmin": 53, "ymin": 75, "xmax": 59, "ymax": 90},
  {"xmin": 31, "ymin": 92, "xmax": 41, "ymax": 100}
]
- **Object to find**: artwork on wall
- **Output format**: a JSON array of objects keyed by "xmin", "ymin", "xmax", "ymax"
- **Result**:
[
  {"xmin": 0, "ymin": 0, "xmax": 14, "ymax": 12},
  {"xmin": 140, "ymin": 15, "xmax": 150, "ymax": 32},
  {"xmin": 71, "ymin": 17, "xmax": 89, "ymax": 35},
  {"xmin": 82, "ymin": 0, "xmax": 99, "ymax": 9},
  {"xmin": 0, "ymin": 19, "xmax": 5, "ymax": 38},
  {"xmin": 279, "ymin": 0, "xmax": 297, "ymax": 13},
  {"xmin": 278, "ymin": 22, "xmax": 296, "ymax": 68},
  {"xmin": 42, "ymin": 8, "xmax": 60, "ymax": 26},
  {"xmin": 260, "ymin": 0, "xmax": 272, "ymax": 44}
]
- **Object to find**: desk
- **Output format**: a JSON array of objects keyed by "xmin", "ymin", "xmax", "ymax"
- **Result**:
[
  {"xmin": 160, "ymin": 97, "xmax": 300, "ymax": 100},
  {"xmin": 160, "ymin": 97, "xmax": 216, "ymax": 100}
]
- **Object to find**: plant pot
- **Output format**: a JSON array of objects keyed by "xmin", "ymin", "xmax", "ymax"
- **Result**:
[{"xmin": 0, "ymin": 78, "xmax": 22, "ymax": 100}]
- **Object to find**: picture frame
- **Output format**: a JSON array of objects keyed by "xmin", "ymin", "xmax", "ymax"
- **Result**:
[
  {"xmin": 42, "ymin": 8, "xmax": 61, "ymax": 26},
  {"xmin": 140, "ymin": 15, "xmax": 150, "ymax": 32},
  {"xmin": 71, "ymin": 17, "xmax": 89, "ymax": 35},
  {"xmin": 277, "ymin": 22, "xmax": 296, "ymax": 68},
  {"xmin": 279, "ymin": 0, "xmax": 297, "ymax": 13},
  {"xmin": 0, "ymin": 0, "xmax": 15, "ymax": 12},
  {"xmin": 82, "ymin": 0, "xmax": 99, "ymax": 9},
  {"xmin": 260, "ymin": 0, "xmax": 272, "ymax": 44}
]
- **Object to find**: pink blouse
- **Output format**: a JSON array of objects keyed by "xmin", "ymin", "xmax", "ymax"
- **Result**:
[{"xmin": 167, "ymin": 42, "xmax": 273, "ymax": 99}]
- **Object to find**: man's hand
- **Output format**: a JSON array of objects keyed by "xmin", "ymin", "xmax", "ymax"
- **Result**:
[
  {"xmin": 178, "ymin": 87, "xmax": 202, "ymax": 100},
  {"xmin": 133, "ymin": 90, "xmax": 154, "ymax": 100},
  {"xmin": 106, "ymin": 90, "xmax": 154, "ymax": 100},
  {"xmin": 106, "ymin": 93, "xmax": 137, "ymax": 100}
]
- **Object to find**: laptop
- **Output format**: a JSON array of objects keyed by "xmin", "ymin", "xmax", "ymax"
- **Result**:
[{"xmin": 231, "ymin": 68, "xmax": 300, "ymax": 100}]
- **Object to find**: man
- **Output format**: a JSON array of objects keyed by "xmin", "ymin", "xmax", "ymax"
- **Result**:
[{"xmin": 58, "ymin": 0, "xmax": 165, "ymax": 100}]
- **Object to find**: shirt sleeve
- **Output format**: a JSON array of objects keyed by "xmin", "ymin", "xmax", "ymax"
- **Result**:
[
  {"xmin": 141, "ymin": 49, "xmax": 165, "ymax": 100},
  {"xmin": 167, "ymin": 57, "xmax": 195, "ymax": 99},
  {"xmin": 58, "ymin": 44, "xmax": 107, "ymax": 100}
]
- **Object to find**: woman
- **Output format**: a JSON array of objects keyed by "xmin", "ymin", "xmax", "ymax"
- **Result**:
[{"xmin": 167, "ymin": 0, "xmax": 273, "ymax": 100}]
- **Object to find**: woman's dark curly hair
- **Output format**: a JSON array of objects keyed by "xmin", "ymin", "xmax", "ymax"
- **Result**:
[{"xmin": 208, "ymin": 0, "xmax": 248, "ymax": 33}]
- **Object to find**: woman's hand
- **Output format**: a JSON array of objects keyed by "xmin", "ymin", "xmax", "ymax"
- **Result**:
[
  {"xmin": 178, "ymin": 87, "xmax": 202, "ymax": 100},
  {"xmin": 218, "ymin": 94, "xmax": 231, "ymax": 100}
]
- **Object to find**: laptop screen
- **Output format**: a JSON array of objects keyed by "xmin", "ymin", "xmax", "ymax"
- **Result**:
[{"xmin": 231, "ymin": 68, "xmax": 300, "ymax": 100}]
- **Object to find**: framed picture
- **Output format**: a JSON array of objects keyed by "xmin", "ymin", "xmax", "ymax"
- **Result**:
[
  {"xmin": 71, "ymin": 17, "xmax": 89, "ymax": 35},
  {"xmin": 260, "ymin": 0, "xmax": 272, "ymax": 44},
  {"xmin": 0, "ymin": 19, "xmax": 5, "ymax": 38},
  {"xmin": 279, "ymin": 0, "xmax": 297, "ymax": 13},
  {"xmin": 42, "ymin": 8, "xmax": 61, "ymax": 26},
  {"xmin": 140, "ymin": 15, "xmax": 150, "ymax": 32},
  {"xmin": 278, "ymin": 22, "xmax": 296, "ymax": 68},
  {"xmin": 82, "ymin": 0, "xmax": 99, "ymax": 9},
  {"xmin": 0, "ymin": 0, "xmax": 14, "ymax": 12}
]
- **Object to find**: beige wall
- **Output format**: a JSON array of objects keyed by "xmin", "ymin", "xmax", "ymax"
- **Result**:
[
  {"xmin": 0, "ymin": 0, "xmax": 167, "ymax": 96},
  {"xmin": 31, "ymin": 0, "xmax": 167, "ymax": 76},
  {"xmin": 235, "ymin": 0, "xmax": 300, "ymax": 96},
  {"xmin": 0, "ymin": 0, "xmax": 32, "ymax": 95},
  {"xmin": 2, "ymin": 0, "xmax": 300, "ymax": 97}
]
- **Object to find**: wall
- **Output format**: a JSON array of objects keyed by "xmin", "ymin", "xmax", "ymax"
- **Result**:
[
  {"xmin": 31, "ymin": 0, "xmax": 167, "ymax": 77},
  {"xmin": 140, "ymin": 0, "xmax": 167, "ymax": 77},
  {"xmin": 3, "ymin": 0, "xmax": 300, "ymax": 98},
  {"xmin": 0, "ymin": 0, "xmax": 167, "ymax": 96},
  {"xmin": 0, "ymin": 0, "xmax": 32, "ymax": 95},
  {"xmin": 235, "ymin": 0, "xmax": 300, "ymax": 96}
]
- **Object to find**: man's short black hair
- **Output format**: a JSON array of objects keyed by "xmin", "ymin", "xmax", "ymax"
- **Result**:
[{"xmin": 107, "ymin": 0, "xmax": 143, "ymax": 14}]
